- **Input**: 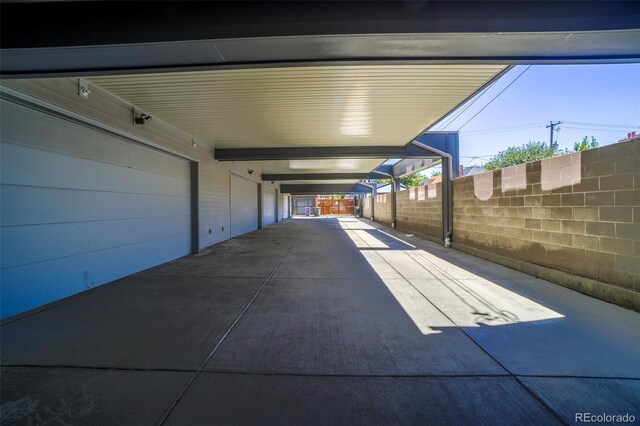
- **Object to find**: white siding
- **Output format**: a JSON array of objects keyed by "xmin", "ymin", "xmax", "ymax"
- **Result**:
[
  {"xmin": 1, "ymin": 99, "xmax": 191, "ymax": 318},
  {"xmin": 230, "ymin": 173, "xmax": 258, "ymax": 237}
]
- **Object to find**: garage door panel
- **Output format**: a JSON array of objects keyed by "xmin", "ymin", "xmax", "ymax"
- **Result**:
[
  {"xmin": 230, "ymin": 174, "xmax": 258, "ymax": 238},
  {"xmin": 0, "ymin": 98, "xmax": 192, "ymax": 319},
  {"xmin": 2, "ymin": 101, "xmax": 190, "ymax": 179},
  {"xmin": 1, "ymin": 234, "xmax": 191, "ymax": 318},
  {"xmin": 1, "ymin": 186, "xmax": 190, "ymax": 226},
  {"xmin": 1, "ymin": 143, "xmax": 191, "ymax": 197},
  {"xmin": 2, "ymin": 215, "xmax": 191, "ymax": 269}
]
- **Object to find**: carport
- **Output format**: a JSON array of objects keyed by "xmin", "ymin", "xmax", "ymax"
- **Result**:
[
  {"xmin": 1, "ymin": 2, "xmax": 640, "ymax": 424},
  {"xmin": 0, "ymin": 62, "xmax": 482, "ymax": 317}
]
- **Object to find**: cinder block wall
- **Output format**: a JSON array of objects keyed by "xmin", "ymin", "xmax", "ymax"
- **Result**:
[
  {"xmin": 396, "ymin": 183, "xmax": 443, "ymax": 241},
  {"xmin": 363, "ymin": 196, "xmax": 372, "ymax": 218},
  {"xmin": 453, "ymin": 139, "xmax": 639, "ymax": 310},
  {"xmin": 372, "ymin": 193, "xmax": 392, "ymax": 225}
]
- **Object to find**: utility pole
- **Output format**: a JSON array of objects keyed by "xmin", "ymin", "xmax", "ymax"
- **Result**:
[{"xmin": 547, "ymin": 121, "xmax": 562, "ymax": 150}]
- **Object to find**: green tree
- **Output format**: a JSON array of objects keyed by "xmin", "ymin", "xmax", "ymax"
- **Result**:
[
  {"xmin": 375, "ymin": 172, "xmax": 425, "ymax": 188},
  {"xmin": 400, "ymin": 173, "xmax": 425, "ymax": 188},
  {"xmin": 484, "ymin": 141, "xmax": 556, "ymax": 171},
  {"xmin": 573, "ymin": 136, "xmax": 598, "ymax": 152}
]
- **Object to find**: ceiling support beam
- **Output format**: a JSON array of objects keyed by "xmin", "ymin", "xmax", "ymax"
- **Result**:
[
  {"xmin": 281, "ymin": 183, "xmax": 372, "ymax": 195},
  {"xmin": 215, "ymin": 145, "xmax": 440, "ymax": 162},
  {"xmin": 217, "ymin": 133, "xmax": 457, "ymax": 176},
  {"xmin": 371, "ymin": 165, "xmax": 394, "ymax": 177},
  {"xmin": 2, "ymin": 2, "xmax": 639, "ymax": 77},
  {"xmin": 4, "ymin": 2, "xmax": 639, "ymax": 50},
  {"xmin": 262, "ymin": 173, "xmax": 379, "ymax": 181}
]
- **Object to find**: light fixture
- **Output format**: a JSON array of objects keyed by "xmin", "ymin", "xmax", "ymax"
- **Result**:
[
  {"xmin": 134, "ymin": 113, "xmax": 152, "ymax": 126},
  {"xmin": 192, "ymin": 139, "xmax": 198, "ymax": 147},
  {"xmin": 248, "ymin": 169, "xmax": 255, "ymax": 175},
  {"xmin": 78, "ymin": 78, "xmax": 91, "ymax": 99}
]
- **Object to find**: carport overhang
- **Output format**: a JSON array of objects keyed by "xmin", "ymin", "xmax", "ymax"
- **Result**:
[
  {"xmin": 1, "ymin": 2, "xmax": 640, "ymax": 77},
  {"xmin": 215, "ymin": 135, "xmax": 457, "ymax": 162}
]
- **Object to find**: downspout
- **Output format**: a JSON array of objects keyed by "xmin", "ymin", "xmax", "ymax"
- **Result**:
[
  {"xmin": 374, "ymin": 170, "xmax": 396, "ymax": 229},
  {"xmin": 411, "ymin": 140, "xmax": 453, "ymax": 248}
]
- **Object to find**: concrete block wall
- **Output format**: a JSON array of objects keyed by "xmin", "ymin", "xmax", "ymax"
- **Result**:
[
  {"xmin": 396, "ymin": 183, "xmax": 442, "ymax": 241},
  {"xmin": 453, "ymin": 139, "xmax": 639, "ymax": 310},
  {"xmin": 362, "ymin": 196, "xmax": 371, "ymax": 218},
  {"xmin": 364, "ymin": 194, "xmax": 391, "ymax": 225}
]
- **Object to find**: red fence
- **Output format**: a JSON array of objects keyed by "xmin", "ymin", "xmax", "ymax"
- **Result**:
[{"xmin": 316, "ymin": 196, "xmax": 357, "ymax": 215}]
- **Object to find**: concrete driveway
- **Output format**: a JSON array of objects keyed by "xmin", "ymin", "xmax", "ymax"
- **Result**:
[{"xmin": 2, "ymin": 217, "xmax": 639, "ymax": 425}]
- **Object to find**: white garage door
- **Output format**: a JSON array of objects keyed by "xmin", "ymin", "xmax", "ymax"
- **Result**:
[
  {"xmin": 230, "ymin": 173, "xmax": 258, "ymax": 237},
  {"xmin": 0, "ymin": 99, "xmax": 192, "ymax": 318},
  {"xmin": 263, "ymin": 187, "xmax": 277, "ymax": 226}
]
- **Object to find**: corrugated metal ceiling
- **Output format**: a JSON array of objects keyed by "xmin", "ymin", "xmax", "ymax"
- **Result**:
[
  {"xmin": 259, "ymin": 159, "xmax": 386, "ymax": 175},
  {"xmin": 90, "ymin": 65, "xmax": 506, "ymax": 150}
]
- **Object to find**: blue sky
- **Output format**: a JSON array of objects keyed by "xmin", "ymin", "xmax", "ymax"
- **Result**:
[{"xmin": 430, "ymin": 64, "xmax": 640, "ymax": 168}]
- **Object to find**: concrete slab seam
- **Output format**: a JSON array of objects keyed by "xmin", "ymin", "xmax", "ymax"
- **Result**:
[
  {"xmin": 5, "ymin": 363, "xmax": 640, "ymax": 382},
  {"xmin": 156, "ymin": 239, "xmax": 297, "ymax": 425}
]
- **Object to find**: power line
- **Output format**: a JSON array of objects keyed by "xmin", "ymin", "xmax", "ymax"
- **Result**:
[
  {"xmin": 460, "ymin": 155, "xmax": 494, "ymax": 158},
  {"xmin": 561, "ymin": 121, "xmax": 639, "ymax": 129},
  {"xmin": 434, "ymin": 80, "xmax": 498, "ymax": 130},
  {"xmin": 461, "ymin": 122, "xmax": 637, "ymax": 138},
  {"xmin": 460, "ymin": 122, "xmax": 543, "ymax": 133},
  {"xmin": 457, "ymin": 65, "xmax": 532, "ymax": 131},
  {"xmin": 462, "ymin": 124, "xmax": 545, "ymax": 136},
  {"xmin": 465, "ymin": 156, "xmax": 479, "ymax": 167},
  {"xmin": 563, "ymin": 126, "xmax": 631, "ymax": 133}
]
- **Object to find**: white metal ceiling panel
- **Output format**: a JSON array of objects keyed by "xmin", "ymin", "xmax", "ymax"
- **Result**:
[
  {"xmin": 90, "ymin": 65, "xmax": 506, "ymax": 150},
  {"xmin": 259, "ymin": 159, "xmax": 387, "ymax": 175}
]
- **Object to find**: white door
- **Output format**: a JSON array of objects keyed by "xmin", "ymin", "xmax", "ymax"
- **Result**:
[
  {"xmin": 263, "ymin": 187, "xmax": 276, "ymax": 226},
  {"xmin": 230, "ymin": 173, "xmax": 258, "ymax": 237},
  {"xmin": 1, "ymin": 99, "xmax": 192, "ymax": 318}
]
